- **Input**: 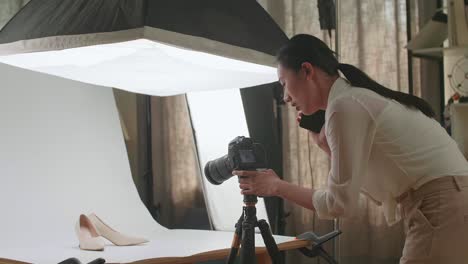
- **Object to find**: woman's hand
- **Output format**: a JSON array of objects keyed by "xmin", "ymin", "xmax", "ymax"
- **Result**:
[
  {"xmin": 235, "ymin": 169, "xmax": 316, "ymax": 210},
  {"xmin": 297, "ymin": 111, "xmax": 331, "ymax": 156},
  {"xmin": 233, "ymin": 169, "xmax": 284, "ymax": 197}
]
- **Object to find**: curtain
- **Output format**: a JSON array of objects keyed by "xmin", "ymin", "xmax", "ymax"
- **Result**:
[
  {"xmin": 412, "ymin": 0, "xmax": 443, "ymax": 121},
  {"xmin": 258, "ymin": 0, "xmax": 414, "ymax": 263},
  {"xmin": 0, "ymin": 0, "xmax": 29, "ymax": 29},
  {"xmin": 151, "ymin": 95, "xmax": 208, "ymax": 229},
  {"xmin": 113, "ymin": 90, "xmax": 153, "ymax": 209}
]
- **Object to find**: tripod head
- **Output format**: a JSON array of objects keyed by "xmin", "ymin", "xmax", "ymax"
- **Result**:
[{"xmin": 243, "ymin": 193, "xmax": 258, "ymax": 204}]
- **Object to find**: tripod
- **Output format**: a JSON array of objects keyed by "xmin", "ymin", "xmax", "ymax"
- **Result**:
[{"xmin": 226, "ymin": 194, "xmax": 281, "ymax": 264}]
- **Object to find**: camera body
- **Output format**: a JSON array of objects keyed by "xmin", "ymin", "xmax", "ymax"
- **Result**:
[
  {"xmin": 204, "ymin": 136, "xmax": 266, "ymax": 185},
  {"xmin": 228, "ymin": 136, "xmax": 266, "ymax": 171}
]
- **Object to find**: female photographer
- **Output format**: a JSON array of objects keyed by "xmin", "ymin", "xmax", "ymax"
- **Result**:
[{"xmin": 233, "ymin": 34, "xmax": 468, "ymax": 263}]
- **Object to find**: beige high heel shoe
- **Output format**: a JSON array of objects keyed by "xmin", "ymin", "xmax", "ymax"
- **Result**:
[
  {"xmin": 88, "ymin": 213, "xmax": 149, "ymax": 246},
  {"xmin": 75, "ymin": 214, "xmax": 105, "ymax": 251}
]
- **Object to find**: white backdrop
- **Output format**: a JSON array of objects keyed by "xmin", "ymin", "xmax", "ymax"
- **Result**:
[{"xmin": 0, "ymin": 63, "xmax": 293, "ymax": 264}]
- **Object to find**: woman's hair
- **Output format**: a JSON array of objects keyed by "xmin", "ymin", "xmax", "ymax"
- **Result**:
[{"xmin": 276, "ymin": 34, "xmax": 435, "ymax": 118}]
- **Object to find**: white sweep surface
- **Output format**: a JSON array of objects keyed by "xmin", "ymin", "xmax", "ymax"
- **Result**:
[
  {"xmin": 0, "ymin": 39, "xmax": 277, "ymax": 96},
  {"xmin": 0, "ymin": 63, "xmax": 294, "ymax": 264},
  {"xmin": 187, "ymin": 90, "xmax": 270, "ymax": 231}
]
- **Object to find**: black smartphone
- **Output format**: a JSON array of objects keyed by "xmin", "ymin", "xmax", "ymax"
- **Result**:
[{"xmin": 299, "ymin": 110, "xmax": 325, "ymax": 133}]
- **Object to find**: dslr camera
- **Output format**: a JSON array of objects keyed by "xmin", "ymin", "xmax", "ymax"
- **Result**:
[{"xmin": 204, "ymin": 136, "xmax": 266, "ymax": 185}]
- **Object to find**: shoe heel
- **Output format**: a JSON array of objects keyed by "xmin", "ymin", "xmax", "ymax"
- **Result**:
[{"xmin": 75, "ymin": 214, "xmax": 105, "ymax": 251}]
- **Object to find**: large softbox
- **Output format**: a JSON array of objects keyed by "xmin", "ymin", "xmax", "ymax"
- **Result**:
[{"xmin": 0, "ymin": 0, "xmax": 288, "ymax": 96}]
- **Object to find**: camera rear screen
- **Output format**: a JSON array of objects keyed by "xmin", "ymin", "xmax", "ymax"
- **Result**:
[{"xmin": 239, "ymin": 149, "xmax": 256, "ymax": 163}]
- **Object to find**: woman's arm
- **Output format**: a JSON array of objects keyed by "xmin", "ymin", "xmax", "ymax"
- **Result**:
[
  {"xmin": 277, "ymin": 180, "xmax": 316, "ymax": 211},
  {"xmin": 313, "ymin": 99, "xmax": 376, "ymax": 218}
]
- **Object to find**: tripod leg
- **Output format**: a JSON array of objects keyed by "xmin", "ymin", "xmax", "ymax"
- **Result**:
[
  {"xmin": 240, "ymin": 220, "xmax": 256, "ymax": 264},
  {"xmin": 240, "ymin": 206, "xmax": 256, "ymax": 264},
  {"xmin": 226, "ymin": 214, "xmax": 244, "ymax": 264},
  {"xmin": 257, "ymin": 220, "xmax": 282, "ymax": 264}
]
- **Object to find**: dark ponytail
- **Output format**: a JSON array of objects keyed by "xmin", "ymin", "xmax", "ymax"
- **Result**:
[
  {"xmin": 277, "ymin": 34, "xmax": 435, "ymax": 118},
  {"xmin": 337, "ymin": 63, "xmax": 435, "ymax": 118}
]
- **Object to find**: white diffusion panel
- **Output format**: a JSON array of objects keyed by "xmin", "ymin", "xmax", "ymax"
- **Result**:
[
  {"xmin": 187, "ymin": 90, "xmax": 269, "ymax": 231},
  {"xmin": 0, "ymin": 39, "xmax": 277, "ymax": 96}
]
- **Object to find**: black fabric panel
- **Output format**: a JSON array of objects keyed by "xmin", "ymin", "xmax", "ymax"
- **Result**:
[
  {"xmin": 145, "ymin": 0, "xmax": 288, "ymax": 56},
  {"xmin": 240, "ymin": 83, "xmax": 284, "ymax": 235},
  {"xmin": 0, "ymin": 0, "xmax": 145, "ymax": 44}
]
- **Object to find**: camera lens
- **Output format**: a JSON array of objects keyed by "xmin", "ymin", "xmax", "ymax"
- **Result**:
[{"xmin": 204, "ymin": 155, "xmax": 233, "ymax": 185}]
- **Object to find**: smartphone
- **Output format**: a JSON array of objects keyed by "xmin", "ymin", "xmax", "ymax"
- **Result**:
[{"xmin": 299, "ymin": 110, "xmax": 325, "ymax": 133}]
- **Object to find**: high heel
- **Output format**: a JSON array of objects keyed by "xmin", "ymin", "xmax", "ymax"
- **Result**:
[
  {"xmin": 88, "ymin": 213, "xmax": 149, "ymax": 246},
  {"xmin": 75, "ymin": 214, "xmax": 105, "ymax": 251}
]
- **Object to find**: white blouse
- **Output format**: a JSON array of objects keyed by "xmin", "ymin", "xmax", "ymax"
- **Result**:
[{"xmin": 312, "ymin": 77, "xmax": 468, "ymax": 225}]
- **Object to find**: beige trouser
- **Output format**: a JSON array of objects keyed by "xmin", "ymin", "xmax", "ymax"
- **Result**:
[{"xmin": 399, "ymin": 176, "xmax": 468, "ymax": 264}]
